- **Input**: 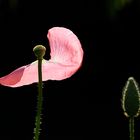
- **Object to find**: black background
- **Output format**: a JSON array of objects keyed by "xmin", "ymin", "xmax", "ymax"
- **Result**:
[{"xmin": 0, "ymin": 0, "xmax": 140, "ymax": 140}]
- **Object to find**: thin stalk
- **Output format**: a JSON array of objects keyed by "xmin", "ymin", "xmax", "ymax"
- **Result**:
[
  {"xmin": 33, "ymin": 45, "xmax": 46, "ymax": 140},
  {"xmin": 34, "ymin": 58, "xmax": 43, "ymax": 140},
  {"xmin": 129, "ymin": 117, "xmax": 134, "ymax": 140}
]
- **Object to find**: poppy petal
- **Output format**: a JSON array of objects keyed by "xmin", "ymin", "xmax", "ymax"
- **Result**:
[
  {"xmin": 0, "ymin": 27, "xmax": 83, "ymax": 87},
  {"xmin": 48, "ymin": 27, "xmax": 83, "ymax": 65},
  {"xmin": 0, "ymin": 61, "xmax": 38, "ymax": 87}
]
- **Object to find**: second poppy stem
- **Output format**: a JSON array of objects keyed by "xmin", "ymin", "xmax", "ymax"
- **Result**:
[{"xmin": 129, "ymin": 117, "xmax": 134, "ymax": 140}]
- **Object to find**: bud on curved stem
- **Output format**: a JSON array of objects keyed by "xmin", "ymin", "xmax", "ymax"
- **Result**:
[{"xmin": 122, "ymin": 77, "xmax": 140, "ymax": 140}]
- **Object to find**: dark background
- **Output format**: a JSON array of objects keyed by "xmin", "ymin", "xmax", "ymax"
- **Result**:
[{"xmin": 0, "ymin": 0, "xmax": 140, "ymax": 140}]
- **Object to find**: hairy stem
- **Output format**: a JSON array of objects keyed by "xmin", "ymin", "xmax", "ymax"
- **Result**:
[
  {"xmin": 129, "ymin": 117, "xmax": 134, "ymax": 140},
  {"xmin": 34, "ymin": 59, "xmax": 43, "ymax": 140}
]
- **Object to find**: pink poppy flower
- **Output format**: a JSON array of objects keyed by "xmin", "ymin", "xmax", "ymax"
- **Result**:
[{"xmin": 0, "ymin": 27, "xmax": 84, "ymax": 87}]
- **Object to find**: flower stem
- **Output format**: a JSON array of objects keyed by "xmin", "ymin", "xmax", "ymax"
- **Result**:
[
  {"xmin": 129, "ymin": 117, "xmax": 134, "ymax": 140},
  {"xmin": 34, "ymin": 58, "xmax": 43, "ymax": 140},
  {"xmin": 33, "ymin": 45, "xmax": 46, "ymax": 140}
]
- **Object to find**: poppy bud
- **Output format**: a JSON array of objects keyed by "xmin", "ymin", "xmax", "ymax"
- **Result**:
[{"xmin": 122, "ymin": 77, "xmax": 140, "ymax": 117}]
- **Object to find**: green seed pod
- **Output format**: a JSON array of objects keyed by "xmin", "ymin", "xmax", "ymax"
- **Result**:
[
  {"xmin": 33, "ymin": 45, "xmax": 46, "ymax": 59},
  {"xmin": 122, "ymin": 77, "xmax": 140, "ymax": 117}
]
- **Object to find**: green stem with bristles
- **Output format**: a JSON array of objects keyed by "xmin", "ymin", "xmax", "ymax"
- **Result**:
[
  {"xmin": 34, "ymin": 58, "xmax": 43, "ymax": 140},
  {"xmin": 33, "ymin": 45, "xmax": 46, "ymax": 140},
  {"xmin": 129, "ymin": 117, "xmax": 134, "ymax": 140}
]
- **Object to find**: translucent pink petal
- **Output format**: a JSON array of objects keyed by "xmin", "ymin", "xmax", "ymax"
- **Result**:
[
  {"xmin": 0, "ymin": 62, "xmax": 38, "ymax": 87},
  {"xmin": 48, "ymin": 27, "xmax": 83, "ymax": 65},
  {"xmin": 0, "ymin": 27, "xmax": 83, "ymax": 87}
]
